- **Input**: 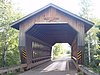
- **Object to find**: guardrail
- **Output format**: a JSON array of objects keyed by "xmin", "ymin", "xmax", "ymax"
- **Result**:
[
  {"xmin": 78, "ymin": 65, "xmax": 99, "ymax": 75},
  {"xmin": 72, "ymin": 56, "xmax": 78, "ymax": 70},
  {"xmin": 0, "ymin": 58, "xmax": 50, "ymax": 75},
  {"xmin": 0, "ymin": 64, "xmax": 27, "ymax": 75},
  {"xmin": 72, "ymin": 56, "xmax": 99, "ymax": 75}
]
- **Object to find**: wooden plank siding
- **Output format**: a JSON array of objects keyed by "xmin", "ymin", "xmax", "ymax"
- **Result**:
[
  {"xmin": 19, "ymin": 7, "xmax": 85, "ymax": 33},
  {"xmin": 25, "ymin": 34, "xmax": 51, "ymax": 65},
  {"xmin": 18, "ymin": 7, "xmax": 85, "ymax": 65}
]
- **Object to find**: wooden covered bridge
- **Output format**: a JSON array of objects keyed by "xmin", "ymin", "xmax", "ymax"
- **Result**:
[{"xmin": 7, "ymin": 3, "xmax": 95, "ymax": 75}]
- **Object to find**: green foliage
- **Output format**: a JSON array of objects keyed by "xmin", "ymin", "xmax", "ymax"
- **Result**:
[
  {"xmin": 53, "ymin": 43, "xmax": 70, "ymax": 58},
  {"xmin": 53, "ymin": 43, "xmax": 63, "ymax": 57},
  {"xmin": 0, "ymin": 0, "xmax": 23, "ymax": 67},
  {"xmin": 79, "ymin": 0, "xmax": 100, "ymax": 73},
  {"xmin": 78, "ymin": 72, "xmax": 83, "ymax": 75},
  {"xmin": 7, "ymin": 72, "xmax": 16, "ymax": 75},
  {"xmin": 84, "ymin": 17, "xmax": 100, "ymax": 73}
]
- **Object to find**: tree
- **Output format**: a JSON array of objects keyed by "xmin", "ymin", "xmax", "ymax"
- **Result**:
[
  {"xmin": 79, "ymin": 0, "xmax": 100, "ymax": 73},
  {"xmin": 79, "ymin": 0, "xmax": 93, "ymax": 66},
  {"xmin": 53, "ymin": 43, "xmax": 63, "ymax": 58},
  {"xmin": 79, "ymin": 0, "xmax": 93, "ymax": 20},
  {"xmin": 52, "ymin": 43, "xmax": 70, "ymax": 59},
  {"xmin": 0, "ymin": 0, "xmax": 23, "ymax": 67}
]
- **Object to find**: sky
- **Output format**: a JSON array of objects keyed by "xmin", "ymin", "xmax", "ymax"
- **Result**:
[
  {"xmin": 12, "ymin": 0, "xmax": 79, "ymax": 15},
  {"xmin": 12, "ymin": 0, "xmax": 100, "ymax": 18}
]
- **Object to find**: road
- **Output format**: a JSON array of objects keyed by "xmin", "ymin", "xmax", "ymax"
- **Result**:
[{"xmin": 19, "ymin": 55, "xmax": 78, "ymax": 75}]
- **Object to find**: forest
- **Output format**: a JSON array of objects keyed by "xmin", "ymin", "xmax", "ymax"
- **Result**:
[{"xmin": 0, "ymin": 0, "xmax": 100, "ymax": 73}]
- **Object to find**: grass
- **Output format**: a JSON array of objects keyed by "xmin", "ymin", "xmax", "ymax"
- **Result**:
[
  {"xmin": 7, "ymin": 73, "xmax": 16, "ymax": 75},
  {"xmin": 78, "ymin": 72, "xmax": 84, "ymax": 75}
]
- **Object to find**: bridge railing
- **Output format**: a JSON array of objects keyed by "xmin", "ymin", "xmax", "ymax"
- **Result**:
[
  {"xmin": 78, "ymin": 65, "xmax": 99, "ymax": 75},
  {"xmin": 32, "ymin": 56, "xmax": 50, "ymax": 63},
  {"xmin": 27, "ymin": 56, "xmax": 50, "ymax": 69},
  {"xmin": 72, "ymin": 56, "xmax": 99, "ymax": 75},
  {"xmin": 72, "ymin": 56, "xmax": 78, "ymax": 69},
  {"xmin": 0, "ymin": 64, "xmax": 27, "ymax": 75},
  {"xmin": 0, "ymin": 56, "xmax": 51, "ymax": 75}
]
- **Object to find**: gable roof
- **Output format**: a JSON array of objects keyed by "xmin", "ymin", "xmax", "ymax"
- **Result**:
[{"xmin": 11, "ymin": 3, "xmax": 94, "ymax": 30}]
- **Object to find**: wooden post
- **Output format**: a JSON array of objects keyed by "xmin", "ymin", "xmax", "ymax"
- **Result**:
[
  {"xmin": 19, "ymin": 25, "xmax": 27, "ymax": 64},
  {"xmin": 77, "ymin": 27, "xmax": 85, "ymax": 65},
  {"xmin": 71, "ymin": 37, "xmax": 77, "ymax": 59},
  {"xmin": 77, "ymin": 46, "xmax": 84, "ymax": 64},
  {"xmin": 19, "ymin": 46, "xmax": 27, "ymax": 64}
]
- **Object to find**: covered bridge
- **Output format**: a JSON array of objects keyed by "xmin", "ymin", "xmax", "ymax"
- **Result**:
[{"xmin": 11, "ymin": 3, "xmax": 94, "ymax": 68}]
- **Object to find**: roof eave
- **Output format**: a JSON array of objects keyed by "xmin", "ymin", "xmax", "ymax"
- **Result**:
[
  {"xmin": 11, "ymin": 4, "xmax": 53, "ymax": 29},
  {"xmin": 11, "ymin": 3, "xmax": 94, "ymax": 30}
]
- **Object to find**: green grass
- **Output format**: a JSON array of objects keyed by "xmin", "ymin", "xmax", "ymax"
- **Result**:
[
  {"xmin": 78, "ymin": 72, "xmax": 84, "ymax": 75},
  {"xmin": 7, "ymin": 73, "xmax": 16, "ymax": 75}
]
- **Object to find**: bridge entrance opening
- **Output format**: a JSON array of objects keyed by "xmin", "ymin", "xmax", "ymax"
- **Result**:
[
  {"xmin": 24, "ymin": 23, "xmax": 80, "ymax": 65},
  {"xmin": 51, "ymin": 43, "xmax": 71, "ymax": 60}
]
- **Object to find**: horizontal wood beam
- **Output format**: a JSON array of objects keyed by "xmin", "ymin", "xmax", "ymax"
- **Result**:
[{"xmin": 34, "ymin": 22, "xmax": 68, "ymax": 25}]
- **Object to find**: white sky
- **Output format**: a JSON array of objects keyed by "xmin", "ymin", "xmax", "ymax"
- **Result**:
[
  {"xmin": 12, "ymin": 0, "xmax": 100, "ymax": 18},
  {"xmin": 61, "ymin": 43, "xmax": 71, "ymax": 51},
  {"xmin": 12, "ymin": 0, "xmax": 80, "ymax": 15}
]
